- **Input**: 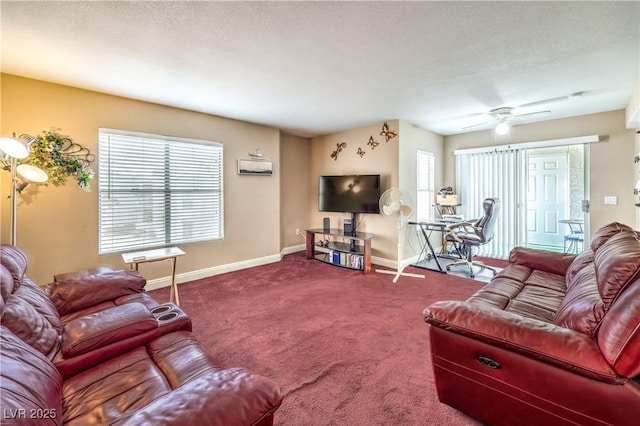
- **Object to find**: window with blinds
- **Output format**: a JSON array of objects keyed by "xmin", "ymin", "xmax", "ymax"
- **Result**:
[
  {"xmin": 417, "ymin": 150, "xmax": 435, "ymax": 222},
  {"xmin": 98, "ymin": 129, "xmax": 223, "ymax": 254}
]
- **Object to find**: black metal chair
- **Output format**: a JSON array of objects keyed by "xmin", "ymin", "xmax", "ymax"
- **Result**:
[{"xmin": 445, "ymin": 197, "xmax": 500, "ymax": 278}]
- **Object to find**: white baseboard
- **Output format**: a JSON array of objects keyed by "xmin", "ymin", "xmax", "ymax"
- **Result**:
[
  {"xmin": 372, "ymin": 253, "xmax": 424, "ymax": 271},
  {"xmin": 372, "ymin": 255, "xmax": 395, "ymax": 269},
  {"xmin": 145, "ymin": 253, "xmax": 282, "ymax": 291},
  {"xmin": 145, "ymin": 244, "xmax": 429, "ymax": 291},
  {"xmin": 281, "ymin": 244, "xmax": 305, "ymax": 256}
]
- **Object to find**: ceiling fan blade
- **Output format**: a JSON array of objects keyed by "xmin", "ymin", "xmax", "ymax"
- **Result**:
[
  {"xmin": 518, "ymin": 92, "xmax": 584, "ymax": 109},
  {"xmin": 461, "ymin": 121, "xmax": 490, "ymax": 130},
  {"xmin": 511, "ymin": 110, "xmax": 551, "ymax": 120},
  {"xmin": 518, "ymin": 97, "xmax": 567, "ymax": 108}
]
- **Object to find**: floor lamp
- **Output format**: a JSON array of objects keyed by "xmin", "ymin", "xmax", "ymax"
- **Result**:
[{"xmin": 0, "ymin": 134, "xmax": 49, "ymax": 245}]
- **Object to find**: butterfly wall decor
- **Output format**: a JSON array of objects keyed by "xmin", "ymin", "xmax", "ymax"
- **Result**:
[
  {"xmin": 330, "ymin": 142, "xmax": 347, "ymax": 161},
  {"xmin": 380, "ymin": 121, "xmax": 397, "ymax": 142},
  {"xmin": 367, "ymin": 136, "xmax": 379, "ymax": 150},
  {"xmin": 357, "ymin": 147, "xmax": 366, "ymax": 158}
]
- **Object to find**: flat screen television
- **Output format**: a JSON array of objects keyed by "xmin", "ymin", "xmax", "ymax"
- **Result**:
[{"xmin": 318, "ymin": 174, "xmax": 381, "ymax": 214}]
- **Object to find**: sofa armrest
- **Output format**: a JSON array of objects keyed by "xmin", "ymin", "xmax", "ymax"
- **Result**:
[
  {"xmin": 424, "ymin": 300, "xmax": 620, "ymax": 383},
  {"xmin": 53, "ymin": 266, "xmax": 114, "ymax": 282},
  {"xmin": 115, "ymin": 369, "xmax": 282, "ymax": 426},
  {"xmin": 508, "ymin": 246, "xmax": 577, "ymax": 276},
  {"xmin": 47, "ymin": 270, "xmax": 146, "ymax": 315},
  {"xmin": 55, "ymin": 304, "xmax": 192, "ymax": 379},
  {"xmin": 62, "ymin": 303, "xmax": 156, "ymax": 358}
]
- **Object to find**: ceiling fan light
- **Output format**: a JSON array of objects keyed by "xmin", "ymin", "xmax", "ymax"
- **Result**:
[{"xmin": 495, "ymin": 121, "xmax": 511, "ymax": 136}]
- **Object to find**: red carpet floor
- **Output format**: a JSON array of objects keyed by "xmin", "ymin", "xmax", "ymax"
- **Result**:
[{"xmin": 149, "ymin": 253, "xmax": 498, "ymax": 425}]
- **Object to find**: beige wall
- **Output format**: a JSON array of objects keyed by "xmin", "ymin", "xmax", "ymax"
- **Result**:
[
  {"xmin": 310, "ymin": 120, "xmax": 443, "ymax": 263},
  {"xmin": 279, "ymin": 132, "xmax": 311, "ymax": 249},
  {"xmin": 308, "ymin": 120, "xmax": 444, "ymax": 264},
  {"xmin": 310, "ymin": 121, "xmax": 400, "ymax": 261},
  {"xmin": 443, "ymin": 110, "xmax": 636, "ymax": 232},
  {"xmin": 5, "ymin": 74, "xmax": 633, "ymax": 286},
  {"xmin": 1, "ymin": 74, "xmax": 281, "ymax": 285}
]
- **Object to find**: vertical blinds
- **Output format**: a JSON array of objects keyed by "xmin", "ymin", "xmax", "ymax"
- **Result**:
[
  {"xmin": 98, "ymin": 129, "xmax": 223, "ymax": 254},
  {"xmin": 417, "ymin": 150, "xmax": 435, "ymax": 222},
  {"xmin": 456, "ymin": 149, "xmax": 521, "ymax": 259}
]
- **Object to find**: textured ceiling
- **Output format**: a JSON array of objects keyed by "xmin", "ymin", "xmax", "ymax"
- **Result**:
[{"xmin": 1, "ymin": 1, "xmax": 639, "ymax": 137}]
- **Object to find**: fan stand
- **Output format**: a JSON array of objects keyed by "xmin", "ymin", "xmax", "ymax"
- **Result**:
[
  {"xmin": 377, "ymin": 265, "xmax": 425, "ymax": 283},
  {"xmin": 376, "ymin": 220, "xmax": 425, "ymax": 283}
]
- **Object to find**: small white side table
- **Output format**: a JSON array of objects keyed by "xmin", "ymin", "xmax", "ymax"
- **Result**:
[{"xmin": 122, "ymin": 246, "xmax": 185, "ymax": 306}]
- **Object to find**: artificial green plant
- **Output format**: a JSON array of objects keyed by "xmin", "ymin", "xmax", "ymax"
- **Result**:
[{"xmin": 20, "ymin": 129, "xmax": 94, "ymax": 191}]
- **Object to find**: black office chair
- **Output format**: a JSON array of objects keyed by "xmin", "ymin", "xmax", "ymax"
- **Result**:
[{"xmin": 445, "ymin": 197, "xmax": 500, "ymax": 279}]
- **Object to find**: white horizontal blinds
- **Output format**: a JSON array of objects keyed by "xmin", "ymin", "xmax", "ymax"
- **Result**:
[
  {"xmin": 416, "ymin": 150, "xmax": 435, "ymax": 222},
  {"xmin": 456, "ymin": 149, "xmax": 519, "ymax": 259},
  {"xmin": 98, "ymin": 130, "xmax": 223, "ymax": 254}
]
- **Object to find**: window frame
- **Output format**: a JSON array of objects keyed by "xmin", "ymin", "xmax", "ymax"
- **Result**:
[
  {"xmin": 97, "ymin": 128, "xmax": 224, "ymax": 255},
  {"xmin": 416, "ymin": 150, "xmax": 435, "ymax": 222}
]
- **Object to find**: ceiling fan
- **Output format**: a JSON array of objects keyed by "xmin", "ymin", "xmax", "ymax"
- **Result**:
[
  {"xmin": 462, "ymin": 106, "xmax": 551, "ymax": 133},
  {"xmin": 461, "ymin": 92, "xmax": 585, "ymax": 134}
]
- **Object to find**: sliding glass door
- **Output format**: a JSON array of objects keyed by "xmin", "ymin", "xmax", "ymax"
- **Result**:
[{"xmin": 456, "ymin": 143, "xmax": 589, "ymax": 258}]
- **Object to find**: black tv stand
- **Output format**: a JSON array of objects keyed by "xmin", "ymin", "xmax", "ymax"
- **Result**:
[
  {"xmin": 349, "ymin": 212, "xmax": 358, "ymax": 234},
  {"xmin": 305, "ymin": 228, "xmax": 375, "ymax": 274}
]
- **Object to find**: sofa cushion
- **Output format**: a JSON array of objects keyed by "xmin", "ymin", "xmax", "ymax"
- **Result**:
[
  {"xmin": 597, "ymin": 278, "xmax": 640, "ymax": 378},
  {"xmin": 62, "ymin": 331, "xmax": 282, "ymax": 426},
  {"xmin": 0, "ymin": 266, "xmax": 12, "ymax": 315},
  {"xmin": 61, "ymin": 302, "xmax": 157, "ymax": 358},
  {"xmin": 590, "ymin": 221, "xmax": 633, "ymax": 251},
  {"xmin": 564, "ymin": 249, "xmax": 595, "ymax": 284},
  {"xmin": 58, "ymin": 292, "xmax": 160, "ymax": 324},
  {"xmin": 508, "ymin": 246, "xmax": 576, "ymax": 276},
  {"xmin": 555, "ymin": 228, "xmax": 640, "ymax": 336},
  {"xmin": 2, "ymin": 278, "xmax": 62, "ymax": 360},
  {"xmin": 468, "ymin": 265, "xmax": 566, "ymax": 323},
  {"xmin": 62, "ymin": 345, "xmax": 174, "ymax": 425},
  {"xmin": 594, "ymin": 231, "xmax": 640, "ymax": 306},
  {"xmin": 47, "ymin": 270, "xmax": 146, "ymax": 315},
  {"xmin": 53, "ymin": 266, "xmax": 113, "ymax": 282},
  {"xmin": 0, "ymin": 326, "xmax": 63, "ymax": 425},
  {"xmin": 0, "ymin": 243, "xmax": 28, "ymax": 291},
  {"xmin": 553, "ymin": 251, "xmax": 600, "ymax": 334}
]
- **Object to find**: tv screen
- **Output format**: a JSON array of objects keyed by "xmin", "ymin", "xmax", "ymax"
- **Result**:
[{"xmin": 319, "ymin": 175, "xmax": 381, "ymax": 214}]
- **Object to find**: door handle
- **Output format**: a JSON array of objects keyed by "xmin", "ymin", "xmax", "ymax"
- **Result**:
[{"xmin": 581, "ymin": 200, "xmax": 590, "ymax": 213}]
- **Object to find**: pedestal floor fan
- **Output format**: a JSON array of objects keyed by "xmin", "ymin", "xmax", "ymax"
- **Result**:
[{"xmin": 376, "ymin": 188, "xmax": 425, "ymax": 283}]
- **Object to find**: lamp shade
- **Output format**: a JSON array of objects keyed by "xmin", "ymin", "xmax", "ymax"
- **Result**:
[
  {"xmin": 16, "ymin": 164, "xmax": 49, "ymax": 183},
  {"xmin": 0, "ymin": 137, "xmax": 29, "ymax": 159}
]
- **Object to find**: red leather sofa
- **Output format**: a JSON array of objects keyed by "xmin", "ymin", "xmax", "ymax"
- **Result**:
[
  {"xmin": 0, "ymin": 243, "xmax": 282, "ymax": 425},
  {"xmin": 424, "ymin": 222, "xmax": 640, "ymax": 425}
]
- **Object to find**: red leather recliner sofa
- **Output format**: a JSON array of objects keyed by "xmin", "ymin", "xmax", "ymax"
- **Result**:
[
  {"xmin": 0, "ymin": 243, "xmax": 282, "ymax": 425},
  {"xmin": 424, "ymin": 222, "xmax": 640, "ymax": 425}
]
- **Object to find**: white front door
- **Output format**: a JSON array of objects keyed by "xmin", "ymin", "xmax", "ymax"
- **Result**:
[{"xmin": 526, "ymin": 152, "xmax": 568, "ymax": 247}]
